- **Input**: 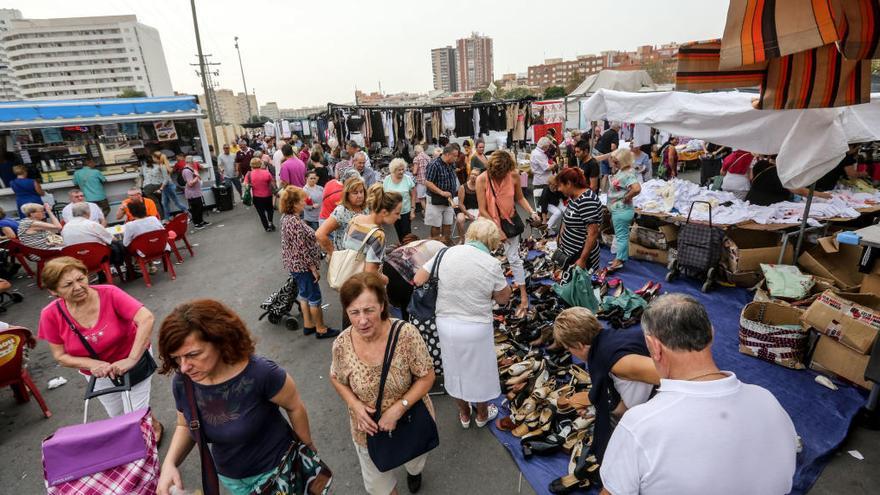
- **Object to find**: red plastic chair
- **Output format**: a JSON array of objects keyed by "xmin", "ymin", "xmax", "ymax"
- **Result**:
[
  {"xmin": 6, "ymin": 239, "xmax": 63, "ymax": 289},
  {"xmin": 0, "ymin": 327, "xmax": 51, "ymax": 418},
  {"xmin": 165, "ymin": 213, "xmax": 194, "ymax": 263},
  {"xmin": 126, "ymin": 230, "xmax": 175, "ymax": 288},
  {"xmin": 61, "ymin": 243, "xmax": 114, "ymax": 285}
]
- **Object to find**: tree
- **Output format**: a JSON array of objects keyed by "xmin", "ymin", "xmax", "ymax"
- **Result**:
[
  {"xmin": 118, "ymin": 89, "xmax": 147, "ymax": 98},
  {"xmin": 544, "ymin": 86, "xmax": 566, "ymax": 99},
  {"xmin": 472, "ymin": 89, "xmax": 492, "ymax": 102},
  {"xmin": 499, "ymin": 87, "xmax": 534, "ymax": 100},
  {"xmin": 644, "ymin": 60, "xmax": 673, "ymax": 85}
]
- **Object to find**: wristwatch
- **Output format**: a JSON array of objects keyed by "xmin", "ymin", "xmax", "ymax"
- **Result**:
[{"xmin": 401, "ymin": 398, "xmax": 410, "ymax": 409}]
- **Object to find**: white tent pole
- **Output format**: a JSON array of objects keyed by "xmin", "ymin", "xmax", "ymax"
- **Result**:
[{"xmin": 793, "ymin": 183, "xmax": 816, "ymax": 258}]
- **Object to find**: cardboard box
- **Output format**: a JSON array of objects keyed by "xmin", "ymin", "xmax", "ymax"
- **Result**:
[
  {"xmin": 798, "ymin": 239, "xmax": 862, "ymax": 292},
  {"xmin": 723, "ymin": 230, "xmax": 793, "ymax": 273},
  {"xmin": 810, "ymin": 335, "xmax": 872, "ymax": 389},
  {"xmin": 629, "ymin": 241, "xmax": 669, "ymax": 265},
  {"xmin": 629, "ymin": 225, "xmax": 678, "ymax": 251},
  {"xmin": 721, "ymin": 265, "xmax": 763, "ymax": 288},
  {"xmin": 861, "ymin": 273, "xmax": 880, "ymax": 295},
  {"xmin": 801, "ymin": 290, "xmax": 880, "ymax": 354}
]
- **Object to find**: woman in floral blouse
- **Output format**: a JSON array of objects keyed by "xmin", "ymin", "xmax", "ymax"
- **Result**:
[
  {"xmin": 279, "ymin": 186, "xmax": 339, "ymax": 339},
  {"xmin": 331, "ymin": 272, "xmax": 436, "ymax": 495}
]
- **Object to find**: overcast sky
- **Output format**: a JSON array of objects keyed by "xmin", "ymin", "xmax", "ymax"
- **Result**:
[{"xmin": 5, "ymin": 0, "xmax": 728, "ymax": 108}]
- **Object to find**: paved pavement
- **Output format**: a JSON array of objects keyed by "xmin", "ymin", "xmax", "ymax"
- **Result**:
[{"xmin": 1, "ymin": 194, "xmax": 877, "ymax": 494}]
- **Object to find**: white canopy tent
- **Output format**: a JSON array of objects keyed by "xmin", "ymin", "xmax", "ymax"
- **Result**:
[
  {"xmin": 564, "ymin": 70, "xmax": 657, "ymax": 129},
  {"xmin": 580, "ymin": 89, "xmax": 880, "ymax": 189}
]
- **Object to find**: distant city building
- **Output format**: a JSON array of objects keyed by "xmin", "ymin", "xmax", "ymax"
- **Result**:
[
  {"xmin": 0, "ymin": 9, "xmax": 23, "ymax": 100},
  {"xmin": 260, "ymin": 101, "xmax": 280, "ymax": 120},
  {"xmin": 456, "ymin": 32, "xmax": 494, "ymax": 91},
  {"xmin": 199, "ymin": 89, "xmax": 257, "ymax": 124},
  {"xmin": 527, "ymin": 43, "xmax": 679, "ymax": 90},
  {"xmin": 0, "ymin": 10, "xmax": 173, "ymax": 100},
  {"xmin": 279, "ymin": 105, "xmax": 325, "ymax": 119},
  {"xmin": 431, "ymin": 46, "xmax": 458, "ymax": 92}
]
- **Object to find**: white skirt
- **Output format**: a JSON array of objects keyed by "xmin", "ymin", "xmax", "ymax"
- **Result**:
[{"xmin": 436, "ymin": 317, "xmax": 501, "ymax": 402}]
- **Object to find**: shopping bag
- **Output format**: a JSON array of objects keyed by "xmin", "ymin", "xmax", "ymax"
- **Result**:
[
  {"xmin": 327, "ymin": 227, "xmax": 380, "ymax": 290},
  {"xmin": 553, "ymin": 265, "xmax": 599, "ymax": 312}
]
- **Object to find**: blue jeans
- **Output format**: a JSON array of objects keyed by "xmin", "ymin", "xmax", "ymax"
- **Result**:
[
  {"xmin": 600, "ymin": 160, "xmax": 611, "ymax": 176},
  {"xmin": 611, "ymin": 207, "xmax": 635, "ymax": 262},
  {"xmin": 161, "ymin": 183, "xmax": 188, "ymax": 220},
  {"xmin": 225, "ymin": 176, "xmax": 242, "ymax": 198},
  {"xmin": 291, "ymin": 271, "xmax": 322, "ymax": 307}
]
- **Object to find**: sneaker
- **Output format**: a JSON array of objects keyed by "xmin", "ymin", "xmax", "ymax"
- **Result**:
[
  {"xmin": 194, "ymin": 223, "xmax": 207, "ymax": 230},
  {"xmin": 200, "ymin": 221, "xmax": 211, "ymax": 228},
  {"xmin": 315, "ymin": 328, "xmax": 340, "ymax": 339},
  {"xmin": 475, "ymin": 404, "xmax": 499, "ymax": 428}
]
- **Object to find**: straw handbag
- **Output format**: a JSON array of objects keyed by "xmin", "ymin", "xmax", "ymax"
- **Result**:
[{"xmin": 327, "ymin": 226, "xmax": 381, "ymax": 290}]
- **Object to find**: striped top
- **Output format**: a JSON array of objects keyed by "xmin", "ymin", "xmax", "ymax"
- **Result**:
[
  {"xmin": 558, "ymin": 190, "xmax": 603, "ymax": 271},
  {"xmin": 343, "ymin": 219, "xmax": 386, "ymax": 264}
]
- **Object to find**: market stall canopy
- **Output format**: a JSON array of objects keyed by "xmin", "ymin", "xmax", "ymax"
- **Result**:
[
  {"xmin": 567, "ymin": 70, "xmax": 655, "ymax": 98},
  {"xmin": 0, "ymin": 96, "xmax": 205, "ymax": 131},
  {"xmin": 581, "ymin": 88, "xmax": 880, "ymax": 189}
]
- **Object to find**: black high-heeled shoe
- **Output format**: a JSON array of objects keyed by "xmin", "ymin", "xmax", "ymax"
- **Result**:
[{"xmin": 521, "ymin": 433, "xmax": 565, "ymax": 458}]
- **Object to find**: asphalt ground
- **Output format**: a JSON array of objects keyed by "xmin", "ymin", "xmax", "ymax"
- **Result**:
[{"xmin": 1, "ymin": 181, "xmax": 877, "ymax": 494}]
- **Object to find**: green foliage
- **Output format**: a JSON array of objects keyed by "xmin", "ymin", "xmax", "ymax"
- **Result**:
[
  {"xmin": 472, "ymin": 90, "xmax": 492, "ymax": 102},
  {"xmin": 543, "ymin": 86, "xmax": 566, "ymax": 98},
  {"xmin": 118, "ymin": 89, "xmax": 147, "ymax": 98}
]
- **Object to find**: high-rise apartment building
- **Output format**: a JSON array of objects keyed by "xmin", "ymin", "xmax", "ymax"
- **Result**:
[
  {"xmin": 0, "ymin": 9, "xmax": 23, "ymax": 101},
  {"xmin": 200, "ymin": 89, "xmax": 258, "ymax": 124},
  {"xmin": 0, "ymin": 11, "xmax": 173, "ymax": 100},
  {"xmin": 431, "ymin": 46, "xmax": 458, "ymax": 92},
  {"xmin": 455, "ymin": 33, "xmax": 493, "ymax": 91},
  {"xmin": 260, "ymin": 102, "xmax": 280, "ymax": 120}
]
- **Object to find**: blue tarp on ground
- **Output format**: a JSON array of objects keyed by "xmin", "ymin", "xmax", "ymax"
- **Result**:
[{"xmin": 487, "ymin": 247, "xmax": 866, "ymax": 495}]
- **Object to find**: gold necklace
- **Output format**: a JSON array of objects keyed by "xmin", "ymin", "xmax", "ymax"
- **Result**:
[{"xmin": 685, "ymin": 371, "xmax": 726, "ymax": 381}]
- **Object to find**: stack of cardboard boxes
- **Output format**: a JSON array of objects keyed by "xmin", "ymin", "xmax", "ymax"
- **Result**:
[{"xmin": 722, "ymin": 230, "xmax": 793, "ymax": 287}]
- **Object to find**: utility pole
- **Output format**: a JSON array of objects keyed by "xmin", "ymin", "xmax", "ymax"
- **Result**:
[
  {"xmin": 190, "ymin": 0, "xmax": 220, "ymax": 151},
  {"xmin": 190, "ymin": 54, "xmax": 221, "ymax": 122},
  {"xmin": 234, "ymin": 36, "xmax": 252, "ymax": 121}
]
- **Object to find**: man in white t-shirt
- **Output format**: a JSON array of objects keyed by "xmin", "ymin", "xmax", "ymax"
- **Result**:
[
  {"xmin": 61, "ymin": 189, "xmax": 106, "ymax": 226},
  {"xmin": 600, "ymin": 294, "xmax": 797, "ymax": 495},
  {"xmin": 272, "ymin": 139, "xmax": 287, "ymax": 182}
]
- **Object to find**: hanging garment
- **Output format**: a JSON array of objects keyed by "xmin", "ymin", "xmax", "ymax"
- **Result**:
[
  {"xmin": 454, "ymin": 108, "xmax": 474, "ymax": 137},
  {"xmin": 383, "ymin": 111, "xmax": 395, "ymax": 148},
  {"xmin": 432, "ymin": 111, "xmax": 442, "ymax": 141},
  {"xmin": 633, "ymin": 124, "xmax": 652, "ymax": 147},
  {"xmin": 489, "ymin": 105, "xmax": 506, "ymax": 131},
  {"xmin": 369, "ymin": 111, "xmax": 385, "ymax": 146},
  {"xmin": 441, "ymin": 109, "xmax": 456, "ymax": 131},
  {"xmin": 362, "ymin": 110, "xmax": 372, "ymax": 144},
  {"xmin": 395, "ymin": 111, "xmax": 405, "ymax": 145},
  {"xmin": 472, "ymin": 108, "xmax": 480, "ymax": 138},
  {"xmin": 414, "ymin": 110, "xmax": 424, "ymax": 143},
  {"xmin": 478, "ymin": 107, "xmax": 491, "ymax": 136},
  {"xmin": 513, "ymin": 104, "xmax": 526, "ymax": 141},
  {"xmin": 425, "ymin": 113, "xmax": 434, "ymax": 144},
  {"xmin": 505, "ymin": 103, "xmax": 517, "ymax": 131},
  {"xmin": 403, "ymin": 110, "xmax": 416, "ymax": 141}
]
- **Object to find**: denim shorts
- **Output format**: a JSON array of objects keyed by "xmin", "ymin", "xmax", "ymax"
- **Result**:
[{"xmin": 291, "ymin": 271, "xmax": 322, "ymax": 307}]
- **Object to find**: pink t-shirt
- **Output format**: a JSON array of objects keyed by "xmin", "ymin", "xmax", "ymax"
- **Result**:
[
  {"xmin": 246, "ymin": 168, "xmax": 275, "ymax": 198},
  {"xmin": 38, "ymin": 285, "xmax": 144, "ymax": 373},
  {"xmin": 320, "ymin": 180, "xmax": 344, "ymax": 219},
  {"xmin": 280, "ymin": 157, "xmax": 306, "ymax": 188}
]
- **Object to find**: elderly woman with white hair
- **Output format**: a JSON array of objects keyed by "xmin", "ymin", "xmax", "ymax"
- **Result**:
[
  {"xmin": 18, "ymin": 202, "xmax": 63, "ymax": 253},
  {"xmin": 414, "ymin": 218, "xmax": 512, "ymax": 429},
  {"xmin": 382, "ymin": 158, "xmax": 417, "ymax": 243},
  {"xmin": 606, "ymin": 148, "xmax": 641, "ymax": 271},
  {"xmin": 530, "ymin": 136, "xmax": 556, "ymax": 217}
]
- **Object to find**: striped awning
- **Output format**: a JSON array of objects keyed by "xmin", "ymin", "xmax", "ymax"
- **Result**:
[{"xmin": 0, "ymin": 96, "xmax": 204, "ymax": 130}]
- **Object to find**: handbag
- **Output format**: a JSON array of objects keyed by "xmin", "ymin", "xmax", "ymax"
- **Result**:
[
  {"xmin": 406, "ymin": 248, "xmax": 449, "ymax": 322},
  {"xmin": 487, "ymin": 176, "xmax": 524, "ymax": 239},
  {"xmin": 242, "ymin": 172, "xmax": 253, "ymax": 206},
  {"xmin": 55, "ymin": 302, "xmax": 156, "ymax": 386},
  {"xmin": 182, "ymin": 376, "xmax": 333, "ymax": 495},
  {"xmin": 367, "ymin": 320, "xmax": 439, "ymax": 472},
  {"xmin": 327, "ymin": 226, "xmax": 381, "ymax": 290},
  {"xmin": 550, "ymin": 248, "xmax": 570, "ymax": 267}
]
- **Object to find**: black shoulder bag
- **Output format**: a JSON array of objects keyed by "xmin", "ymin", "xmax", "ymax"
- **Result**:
[
  {"xmin": 488, "ymin": 176, "xmax": 525, "ymax": 238},
  {"xmin": 182, "ymin": 375, "xmax": 222, "ymax": 495},
  {"xmin": 366, "ymin": 320, "xmax": 439, "ymax": 472},
  {"xmin": 55, "ymin": 301, "xmax": 156, "ymax": 386},
  {"xmin": 406, "ymin": 248, "xmax": 448, "ymax": 322}
]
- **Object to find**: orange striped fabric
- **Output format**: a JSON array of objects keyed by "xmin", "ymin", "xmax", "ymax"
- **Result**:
[
  {"xmin": 675, "ymin": 40, "xmax": 767, "ymax": 92},
  {"xmin": 719, "ymin": 0, "xmax": 844, "ymax": 69},
  {"xmin": 760, "ymin": 43, "xmax": 871, "ymax": 109},
  {"xmin": 837, "ymin": 0, "xmax": 880, "ymax": 59}
]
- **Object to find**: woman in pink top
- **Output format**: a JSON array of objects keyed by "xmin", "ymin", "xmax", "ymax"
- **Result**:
[
  {"xmin": 37, "ymin": 257, "xmax": 162, "ymax": 437},
  {"xmin": 475, "ymin": 151, "xmax": 540, "ymax": 319},
  {"xmin": 244, "ymin": 157, "xmax": 277, "ymax": 232}
]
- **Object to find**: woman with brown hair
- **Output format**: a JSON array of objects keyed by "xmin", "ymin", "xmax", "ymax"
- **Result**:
[
  {"xmin": 279, "ymin": 186, "xmax": 339, "ymax": 339},
  {"xmin": 156, "ymin": 299, "xmax": 319, "ymax": 495},
  {"xmin": 316, "ymin": 175, "xmax": 367, "ymax": 252},
  {"xmin": 475, "ymin": 150, "xmax": 540, "ymax": 318},
  {"xmin": 340, "ymin": 183, "xmax": 403, "ymax": 285},
  {"xmin": 37, "ymin": 257, "xmax": 158, "ymax": 426},
  {"xmin": 331, "ymin": 272, "xmax": 436, "ymax": 494}
]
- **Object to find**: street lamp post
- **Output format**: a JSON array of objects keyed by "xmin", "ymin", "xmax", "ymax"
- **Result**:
[{"xmin": 234, "ymin": 36, "xmax": 252, "ymax": 121}]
